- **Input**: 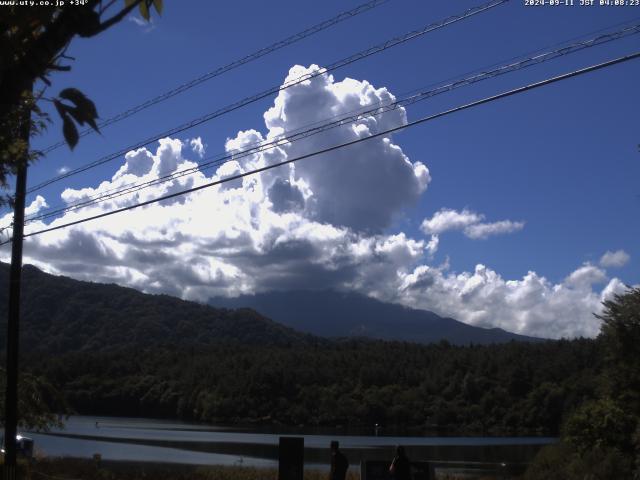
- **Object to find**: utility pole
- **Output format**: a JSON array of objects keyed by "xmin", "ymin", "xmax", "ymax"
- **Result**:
[{"xmin": 3, "ymin": 91, "xmax": 31, "ymax": 479}]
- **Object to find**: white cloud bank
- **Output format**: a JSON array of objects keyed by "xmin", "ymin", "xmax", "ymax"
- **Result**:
[
  {"xmin": 1, "ymin": 65, "xmax": 630, "ymax": 339},
  {"xmin": 398, "ymin": 262, "xmax": 625, "ymax": 339}
]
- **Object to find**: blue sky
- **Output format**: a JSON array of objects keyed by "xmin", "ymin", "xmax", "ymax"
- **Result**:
[{"xmin": 2, "ymin": 0, "xmax": 639, "ymax": 338}]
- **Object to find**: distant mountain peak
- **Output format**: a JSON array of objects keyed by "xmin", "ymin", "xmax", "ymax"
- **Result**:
[{"xmin": 209, "ymin": 289, "xmax": 544, "ymax": 345}]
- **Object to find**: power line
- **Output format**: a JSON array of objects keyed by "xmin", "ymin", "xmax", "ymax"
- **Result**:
[
  {"xmin": 27, "ymin": 0, "xmax": 508, "ymax": 194},
  {"xmin": 3, "ymin": 50, "xmax": 638, "ymax": 246},
  {"xmin": 22, "ymin": 21, "xmax": 640, "ymax": 225},
  {"xmin": 39, "ymin": 0, "xmax": 391, "ymax": 154},
  {"xmin": 405, "ymin": 14, "xmax": 640, "ymax": 97}
]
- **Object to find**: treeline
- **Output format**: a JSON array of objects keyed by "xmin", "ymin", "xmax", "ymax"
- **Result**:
[
  {"xmin": 26, "ymin": 337, "xmax": 601, "ymax": 435},
  {"xmin": 524, "ymin": 287, "xmax": 640, "ymax": 479}
]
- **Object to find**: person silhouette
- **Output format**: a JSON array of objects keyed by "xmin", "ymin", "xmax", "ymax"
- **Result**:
[
  {"xmin": 330, "ymin": 440, "xmax": 349, "ymax": 480},
  {"xmin": 389, "ymin": 446, "xmax": 411, "ymax": 480}
]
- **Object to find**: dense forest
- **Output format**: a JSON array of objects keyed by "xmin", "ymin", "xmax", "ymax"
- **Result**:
[{"xmin": 25, "ymin": 338, "xmax": 600, "ymax": 436}]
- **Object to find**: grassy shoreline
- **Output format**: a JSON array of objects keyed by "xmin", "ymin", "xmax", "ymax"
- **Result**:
[
  {"xmin": 8, "ymin": 456, "xmax": 521, "ymax": 480},
  {"xmin": 14, "ymin": 458, "xmax": 360, "ymax": 480}
]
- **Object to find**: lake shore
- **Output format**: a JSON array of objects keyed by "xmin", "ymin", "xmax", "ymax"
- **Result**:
[
  {"xmin": 19, "ymin": 458, "xmax": 360, "ymax": 480},
  {"xmin": 15, "ymin": 457, "xmax": 515, "ymax": 480},
  {"xmin": 20, "ymin": 415, "xmax": 553, "ymax": 473}
]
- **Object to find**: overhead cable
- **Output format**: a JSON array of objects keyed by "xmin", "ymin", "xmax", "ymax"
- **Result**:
[
  {"xmin": 2, "ymin": 50, "xmax": 637, "ymax": 245},
  {"xmin": 39, "ymin": 0, "xmax": 391, "ymax": 154},
  {"xmin": 27, "ymin": 0, "xmax": 508, "ymax": 194},
  {"xmin": 23, "ymin": 21, "xmax": 640, "ymax": 225}
]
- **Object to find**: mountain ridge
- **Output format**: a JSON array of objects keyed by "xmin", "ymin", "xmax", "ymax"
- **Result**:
[
  {"xmin": 0, "ymin": 262, "xmax": 316, "ymax": 354},
  {"xmin": 0, "ymin": 262, "xmax": 541, "ymax": 353},
  {"xmin": 209, "ymin": 289, "xmax": 543, "ymax": 345}
]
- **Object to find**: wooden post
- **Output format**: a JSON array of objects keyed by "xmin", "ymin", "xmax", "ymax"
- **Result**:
[
  {"xmin": 3, "ymin": 90, "xmax": 30, "ymax": 477},
  {"xmin": 278, "ymin": 437, "xmax": 304, "ymax": 480}
]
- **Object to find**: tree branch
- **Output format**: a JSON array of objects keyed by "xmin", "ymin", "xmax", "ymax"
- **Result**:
[
  {"xmin": 0, "ymin": 0, "xmax": 143, "ymax": 113},
  {"xmin": 93, "ymin": 0, "xmax": 144, "ymax": 35},
  {"xmin": 100, "ymin": 0, "xmax": 120, "ymax": 15},
  {"xmin": 47, "ymin": 65, "xmax": 71, "ymax": 72}
]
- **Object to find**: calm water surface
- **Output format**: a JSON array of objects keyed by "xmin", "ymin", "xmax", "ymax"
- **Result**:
[{"xmin": 24, "ymin": 416, "xmax": 555, "ymax": 468}]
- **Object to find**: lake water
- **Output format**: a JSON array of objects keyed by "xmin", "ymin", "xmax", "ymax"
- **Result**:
[{"xmin": 24, "ymin": 416, "xmax": 555, "ymax": 469}]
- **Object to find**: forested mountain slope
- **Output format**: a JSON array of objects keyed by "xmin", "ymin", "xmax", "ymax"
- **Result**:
[{"xmin": 0, "ymin": 263, "xmax": 314, "ymax": 354}]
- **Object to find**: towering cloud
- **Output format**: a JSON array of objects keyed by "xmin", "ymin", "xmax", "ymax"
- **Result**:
[{"xmin": 259, "ymin": 65, "xmax": 430, "ymax": 233}]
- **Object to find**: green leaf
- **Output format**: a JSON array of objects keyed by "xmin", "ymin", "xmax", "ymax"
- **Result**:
[
  {"xmin": 85, "ymin": 116, "xmax": 99, "ymax": 132},
  {"xmin": 153, "ymin": 0, "xmax": 163, "ymax": 15},
  {"xmin": 59, "ymin": 88, "xmax": 88, "ymax": 106},
  {"xmin": 124, "ymin": 0, "xmax": 136, "ymax": 7},
  {"xmin": 58, "ymin": 88, "xmax": 99, "ymax": 133},
  {"xmin": 75, "ymin": 10, "xmax": 101, "ymax": 37},
  {"xmin": 62, "ymin": 115, "xmax": 79, "ymax": 150},
  {"xmin": 70, "ymin": 104, "xmax": 100, "ymax": 132},
  {"xmin": 52, "ymin": 99, "xmax": 67, "ymax": 119},
  {"xmin": 66, "ymin": 107, "xmax": 86, "ymax": 126},
  {"xmin": 139, "ymin": 1, "xmax": 150, "ymax": 20}
]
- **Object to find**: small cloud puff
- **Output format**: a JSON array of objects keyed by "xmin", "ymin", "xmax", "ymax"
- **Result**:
[
  {"xmin": 190, "ymin": 137, "xmax": 205, "ymax": 158},
  {"xmin": 128, "ymin": 15, "xmax": 156, "ymax": 33},
  {"xmin": 421, "ymin": 208, "xmax": 524, "ymax": 240},
  {"xmin": 421, "ymin": 208, "xmax": 482, "ymax": 235},
  {"xmin": 599, "ymin": 249, "xmax": 630, "ymax": 268}
]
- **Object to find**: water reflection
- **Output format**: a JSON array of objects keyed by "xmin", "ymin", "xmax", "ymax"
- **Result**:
[{"xmin": 27, "ymin": 416, "xmax": 555, "ymax": 468}]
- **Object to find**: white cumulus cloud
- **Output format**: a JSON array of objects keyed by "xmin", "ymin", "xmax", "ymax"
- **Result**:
[
  {"xmin": 0, "ymin": 65, "xmax": 630, "ymax": 340},
  {"xmin": 421, "ymin": 208, "xmax": 524, "ymax": 240},
  {"xmin": 24, "ymin": 195, "xmax": 48, "ymax": 216},
  {"xmin": 262, "ymin": 64, "xmax": 430, "ymax": 233},
  {"xmin": 398, "ymin": 263, "xmax": 626, "ymax": 339},
  {"xmin": 421, "ymin": 208, "xmax": 481, "ymax": 235},
  {"xmin": 426, "ymin": 235, "xmax": 439, "ymax": 256},
  {"xmin": 190, "ymin": 137, "xmax": 205, "ymax": 158},
  {"xmin": 464, "ymin": 220, "xmax": 525, "ymax": 240},
  {"xmin": 3, "ymin": 66, "xmax": 426, "ymax": 300},
  {"xmin": 599, "ymin": 249, "xmax": 630, "ymax": 268}
]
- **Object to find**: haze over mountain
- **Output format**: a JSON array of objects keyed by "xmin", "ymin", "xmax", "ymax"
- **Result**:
[{"xmin": 210, "ymin": 290, "xmax": 543, "ymax": 345}]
